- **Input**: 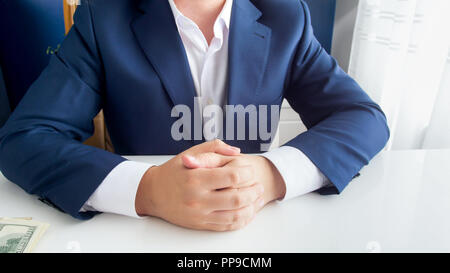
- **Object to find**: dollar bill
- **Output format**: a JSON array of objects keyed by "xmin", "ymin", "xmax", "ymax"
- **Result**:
[{"xmin": 0, "ymin": 218, "xmax": 49, "ymax": 253}]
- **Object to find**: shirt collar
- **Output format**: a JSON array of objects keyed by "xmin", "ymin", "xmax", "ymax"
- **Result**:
[{"xmin": 168, "ymin": 0, "xmax": 233, "ymax": 30}]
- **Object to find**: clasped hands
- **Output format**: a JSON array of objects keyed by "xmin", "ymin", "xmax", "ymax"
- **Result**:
[{"xmin": 135, "ymin": 140, "xmax": 286, "ymax": 231}]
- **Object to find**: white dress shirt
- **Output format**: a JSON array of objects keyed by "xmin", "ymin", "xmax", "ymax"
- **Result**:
[{"xmin": 82, "ymin": 0, "xmax": 329, "ymax": 217}]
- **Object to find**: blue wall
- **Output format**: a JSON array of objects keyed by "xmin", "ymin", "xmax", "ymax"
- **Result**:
[
  {"xmin": 304, "ymin": 0, "xmax": 336, "ymax": 54},
  {"xmin": 0, "ymin": 66, "xmax": 10, "ymax": 127},
  {"xmin": 0, "ymin": 0, "xmax": 66, "ymax": 111}
]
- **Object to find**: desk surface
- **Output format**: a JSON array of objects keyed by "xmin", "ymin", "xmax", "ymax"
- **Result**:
[{"xmin": 1, "ymin": 150, "xmax": 450, "ymax": 253}]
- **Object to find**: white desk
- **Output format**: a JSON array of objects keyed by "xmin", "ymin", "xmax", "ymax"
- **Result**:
[{"xmin": 1, "ymin": 150, "xmax": 450, "ymax": 253}]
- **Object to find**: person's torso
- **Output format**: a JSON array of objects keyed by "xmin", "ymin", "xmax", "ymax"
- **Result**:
[{"xmin": 87, "ymin": 0, "xmax": 306, "ymax": 155}]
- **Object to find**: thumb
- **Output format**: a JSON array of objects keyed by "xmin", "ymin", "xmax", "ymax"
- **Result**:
[
  {"xmin": 182, "ymin": 153, "xmax": 234, "ymax": 169},
  {"xmin": 191, "ymin": 139, "xmax": 241, "ymax": 156}
]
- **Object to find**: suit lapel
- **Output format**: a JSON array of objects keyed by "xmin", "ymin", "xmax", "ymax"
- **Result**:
[
  {"xmin": 130, "ymin": 0, "xmax": 272, "ymax": 143},
  {"xmin": 227, "ymin": 0, "xmax": 272, "ymax": 105},
  {"xmin": 131, "ymin": 0, "xmax": 197, "ymax": 113}
]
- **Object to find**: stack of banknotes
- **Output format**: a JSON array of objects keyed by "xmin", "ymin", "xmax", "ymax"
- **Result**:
[{"xmin": 0, "ymin": 218, "xmax": 49, "ymax": 253}]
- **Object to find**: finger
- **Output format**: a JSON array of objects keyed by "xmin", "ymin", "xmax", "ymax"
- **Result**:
[
  {"xmin": 203, "ymin": 222, "xmax": 247, "ymax": 232},
  {"xmin": 202, "ymin": 223, "xmax": 230, "ymax": 232},
  {"xmin": 206, "ymin": 201, "xmax": 258, "ymax": 225},
  {"xmin": 244, "ymin": 196, "xmax": 265, "ymax": 226},
  {"xmin": 207, "ymin": 183, "xmax": 264, "ymax": 210},
  {"xmin": 254, "ymin": 196, "xmax": 266, "ymax": 213},
  {"xmin": 182, "ymin": 155, "xmax": 202, "ymax": 169},
  {"xmin": 209, "ymin": 139, "xmax": 241, "ymax": 155},
  {"xmin": 214, "ymin": 144, "xmax": 241, "ymax": 156},
  {"xmin": 192, "ymin": 139, "xmax": 241, "ymax": 156},
  {"xmin": 194, "ymin": 165, "xmax": 256, "ymax": 190},
  {"xmin": 206, "ymin": 206, "xmax": 253, "ymax": 225},
  {"xmin": 182, "ymin": 153, "xmax": 234, "ymax": 169}
]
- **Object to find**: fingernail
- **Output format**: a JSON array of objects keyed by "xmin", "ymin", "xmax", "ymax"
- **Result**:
[{"xmin": 229, "ymin": 146, "xmax": 241, "ymax": 153}]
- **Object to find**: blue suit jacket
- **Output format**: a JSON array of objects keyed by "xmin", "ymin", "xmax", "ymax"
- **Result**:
[{"xmin": 0, "ymin": 0, "xmax": 389, "ymax": 219}]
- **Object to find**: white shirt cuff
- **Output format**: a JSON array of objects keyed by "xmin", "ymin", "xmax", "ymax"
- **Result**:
[
  {"xmin": 262, "ymin": 146, "xmax": 329, "ymax": 201},
  {"xmin": 81, "ymin": 161, "xmax": 153, "ymax": 218}
]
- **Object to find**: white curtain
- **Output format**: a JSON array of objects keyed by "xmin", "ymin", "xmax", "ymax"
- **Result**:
[{"xmin": 349, "ymin": 0, "xmax": 450, "ymax": 150}]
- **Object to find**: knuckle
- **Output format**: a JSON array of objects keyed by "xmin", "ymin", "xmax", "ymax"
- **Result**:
[
  {"xmin": 229, "ymin": 171, "xmax": 240, "ymax": 186},
  {"xmin": 243, "ymin": 206, "xmax": 253, "ymax": 218},
  {"xmin": 232, "ymin": 210, "xmax": 245, "ymax": 223},
  {"xmin": 217, "ymin": 225, "xmax": 228, "ymax": 232},
  {"xmin": 251, "ymin": 186, "xmax": 261, "ymax": 200},
  {"xmin": 183, "ymin": 198, "xmax": 199, "ymax": 208},
  {"xmin": 232, "ymin": 212, "xmax": 240, "ymax": 223},
  {"xmin": 232, "ymin": 194, "xmax": 243, "ymax": 208},
  {"xmin": 213, "ymin": 139, "xmax": 223, "ymax": 145},
  {"xmin": 228, "ymin": 222, "xmax": 245, "ymax": 231},
  {"xmin": 212, "ymin": 139, "xmax": 223, "ymax": 148},
  {"xmin": 182, "ymin": 192, "xmax": 201, "ymax": 209},
  {"xmin": 208, "ymin": 224, "xmax": 226, "ymax": 232}
]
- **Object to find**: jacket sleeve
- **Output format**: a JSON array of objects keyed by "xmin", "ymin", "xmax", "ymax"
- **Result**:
[
  {"xmin": 283, "ymin": 1, "xmax": 390, "ymax": 194},
  {"xmin": 0, "ymin": 1, "xmax": 126, "ymax": 219}
]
